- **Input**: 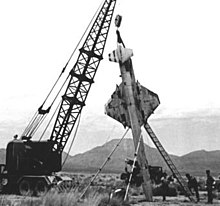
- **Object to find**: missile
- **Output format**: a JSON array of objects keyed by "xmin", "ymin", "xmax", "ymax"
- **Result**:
[
  {"xmin": 105, "ymin": 29, "xmax": 160, "ymax": 201},
  {"xmin": 105, "ymin": 45, "xmax": 160, "ymax": 128}
]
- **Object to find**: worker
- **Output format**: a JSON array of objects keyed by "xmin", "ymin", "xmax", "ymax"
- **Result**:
[
  {"xmin": 13, "ymin": 134, "xmax": 18, "ymax": 140},
  {"xmin": 206, "ymin": 170, "xmax": 215, "ymax": 204},
  {"xmin": 124, "ymin": 158, "xmax": 143, "ymax": 187},
  {"xmin": 160, "ymin": 172, "xmax": 169, "ymax": 201},
  {"xmin": 13, "ymin": 134, "xmax": 21, "ymax": 142},
  {"xmin": 185, "ymin": 173, "xmax": 200, "ymax": 202}
]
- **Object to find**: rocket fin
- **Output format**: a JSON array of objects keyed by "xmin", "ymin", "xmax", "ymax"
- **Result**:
[
  {"xmin": 105, "ymin": 83, "xmax": 130, "ymax": 127},
  {"xmin": 105, "ymin": 82, "xmax": 160, "ymax": 127},
  {"xmin": 136, "ymin": 82, "xmax": 160, "ymax": 122}
]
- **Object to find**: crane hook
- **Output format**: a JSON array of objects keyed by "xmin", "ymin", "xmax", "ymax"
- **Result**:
[{"xmin": 115, "ymin": 14, "xmax": 122, "ymax": 28}]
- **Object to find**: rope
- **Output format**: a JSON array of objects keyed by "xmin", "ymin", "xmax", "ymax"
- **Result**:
[
  {"xmin": 79, "ymin": 128, "xmax": 129, "ymax": 200},
  {"xmin": 62, "ymin": 112, "xmax": 82, "ymax": 167},
  {"xmin": 124, "ymin": 133, "xmax": 143, "ymax": 201}
]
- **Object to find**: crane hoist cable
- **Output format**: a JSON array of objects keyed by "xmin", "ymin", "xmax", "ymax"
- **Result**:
[
  {"xmin": 22, "ymin": 111, "xmax": 38, "ymax": 137},
  {"xmin": 38, "ymin": 101, "xmax": 62, "ymax": 142},
  {"xmin": 35, "ymin": 75, "xmax": 70, "ymax": 139},
  {"xmin": 28, "ymin": 115, "xmax": 46, "ymax": 137},
  {"xmin": 22, "ymin": 73, "xmax": 70, "ymax": 138},
  {"xmin": 22, "ymin": 71, "xmax": 69, "ymax": 138},
  {"xmin": 79, "ymin": 128, "xmax": 129, "ymax": 200},
  {"xmin": 21, "ymin": 0, "xmax": 105, "ymax": 139}
]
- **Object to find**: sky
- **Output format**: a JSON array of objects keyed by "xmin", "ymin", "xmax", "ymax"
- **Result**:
[{"xmin": 0, "ymin": 0, "xmax": 220, "ymax": 156}]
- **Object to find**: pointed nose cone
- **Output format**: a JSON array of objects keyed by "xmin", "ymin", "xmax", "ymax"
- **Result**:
[{"xmin": 108, "ymin": 45, "xmax": 133, "ymax": 64}]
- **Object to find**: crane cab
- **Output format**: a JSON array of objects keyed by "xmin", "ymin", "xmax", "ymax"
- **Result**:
[
  {"xmin": 0, "ymin": 139, "xmax": 62, "ymax": 195},
  {"xmin": 6, "ymin": 139, "xmax": 61, "ymax": 175}
]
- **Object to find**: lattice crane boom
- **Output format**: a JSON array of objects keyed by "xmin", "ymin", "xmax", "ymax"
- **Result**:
[
  {"xmin": 0, "ymin": 1, "xmax": 118, "ymax": 196},
  {"xmin": 50, "ymin": 0, "xmax": 117, "ymax": 153}
]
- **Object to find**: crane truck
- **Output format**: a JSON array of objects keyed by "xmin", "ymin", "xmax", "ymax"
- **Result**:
[{"xmin": 0, "ymin": 0, "xmax": 117, "ymax": 196}]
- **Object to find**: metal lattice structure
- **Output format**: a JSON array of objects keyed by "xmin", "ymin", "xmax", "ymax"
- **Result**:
[{"xmin": 50, "ymin": 0, "xmax": 117, "ymax": 153}]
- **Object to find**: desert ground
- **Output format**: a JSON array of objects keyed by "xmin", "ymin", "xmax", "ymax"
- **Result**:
[
  {"xmin": 0, "ymin": 173, "xmax": 220, "ymax": 206},
  {"xmin": 1, "ymin": 192, "xmax": 220, "ymax": 206}
]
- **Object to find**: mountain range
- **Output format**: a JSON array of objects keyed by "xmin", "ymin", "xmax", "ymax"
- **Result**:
[
  {"xmin": 0, "ymin": 139, "xmax": 219, "ymax": 177},
  {"xmin": 62, "ymin": 138, "xmax": 220, "ymax": 177}
]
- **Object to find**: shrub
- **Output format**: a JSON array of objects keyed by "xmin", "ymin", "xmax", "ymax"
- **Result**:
[
  {"xmin": 42, "ymin": 191, "xmax": 78, "ymax": 206},
  {"xmin": 98, "ymin": 196, "xmax": 131, "ymax": 206},
  {"xmin": 42, "ymin": 188, "xmax": 108, "ymax": 206}
]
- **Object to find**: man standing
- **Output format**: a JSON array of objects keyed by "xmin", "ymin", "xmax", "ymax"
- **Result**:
[
  {"xmin": 206, "ymin": 170, "xmax": 215, "ymax": 204},
  {"xmin": 185, "ymin": 173, "xmax": 200, "ymax": 202},
  {"xmin": 124, "ymin": 158, "xmax": 143, "ymax": 187},
  {"xmin": 161, "ymin": 172, "xmax": 169, "ymax": 201}
]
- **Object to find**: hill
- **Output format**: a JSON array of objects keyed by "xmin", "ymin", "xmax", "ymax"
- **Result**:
[
  {"xmin": 63, "ymin": 138, "xmax": 178, "ymax": 173},
  {"xmin": 63, "ymin": 138, "xmax": 220, "ymax": 176},
  {"xmin": 180, "ymin": 150, "xmax": 220, "ymax": 176}
]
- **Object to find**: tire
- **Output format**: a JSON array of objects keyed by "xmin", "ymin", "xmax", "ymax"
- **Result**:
[
  {"xmin": 34, "ymin": 180, "xmax": 48, "ymax": 196},
  {"xmin": 0, "ymin": 182, "xmax": 3, "ymax": 193},
  {"xmin": 18, "ymin": 179, "xmax": 33, "ymax": 196}
]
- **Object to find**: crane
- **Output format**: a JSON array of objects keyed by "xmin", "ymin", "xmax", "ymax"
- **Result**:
[{"xmin": 0, "ymin": 0, "xmax": 117, "ymax": 196}]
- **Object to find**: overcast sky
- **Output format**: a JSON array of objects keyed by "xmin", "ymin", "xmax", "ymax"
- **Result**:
[{"xmin": 0, "ymin": 0, "xmax": 220, "ymax": 156}]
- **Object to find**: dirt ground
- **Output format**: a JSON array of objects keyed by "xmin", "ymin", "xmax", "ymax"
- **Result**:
[
  {"xmin": 131, "ymin": 192, "xmax": 220, "ymax": 206},
  {"xmin": 1, "ymin": 193, "xmax": 220, "ymax": 206},
  {"xmin": 0, "ymin": 195, "xmax": 41, "ymax": 206},
  {"xmin": 0, "ymin": 173, "xmax": 219, "ymax": 206}
]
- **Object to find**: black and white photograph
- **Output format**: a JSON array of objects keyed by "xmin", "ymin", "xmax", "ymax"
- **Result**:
[{"xmin": 0, "ymin": 0, "xmax": 220, "ymax": 205}]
